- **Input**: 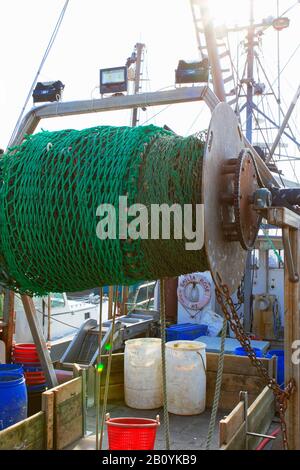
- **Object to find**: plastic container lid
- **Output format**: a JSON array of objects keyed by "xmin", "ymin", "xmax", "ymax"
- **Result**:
[{"xmin": 166, "ymin": 340, "xmax": 207, "ymax": 351}]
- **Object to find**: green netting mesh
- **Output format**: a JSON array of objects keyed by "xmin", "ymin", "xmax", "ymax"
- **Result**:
[{"xmin": 0, "ymin": 124, "xmax": 208, "ymax": 296}]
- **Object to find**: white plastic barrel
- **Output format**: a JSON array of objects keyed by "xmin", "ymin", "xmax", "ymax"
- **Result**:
[
  {"xmin": 124, "ymin": 338, "xmax": 163, "ymax": 409},
  {"xmin": 166, "ymin": 340, "xmax": 206, "ymax": 415}
]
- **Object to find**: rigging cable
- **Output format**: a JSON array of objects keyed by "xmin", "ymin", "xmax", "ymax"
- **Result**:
[
  {"xmin": 8, "ymin": 0, "xmax": 70, "ymax": 148},
  {"xmin": 234, "ymin": 44, "xmax": 286, "ymax": 185},
  {"xmin": 96, "ymin": 286, "xmax": 104, "ymax": 450},
  {"xmin": 205, "ymin": 314, "xmax": 227, "ymax": 450},
  {"xmin": 254, "ymin": 40, "xmax": 300, "ymax": 114},
  {"xmin": 15, "ymin": 293, "xmax": 81, "ymax": 330},
  {"xmin": 139, "ymin": 104, "xmax": 173, "ymax": 126},
  {"xmin": 254, "ymin": 51, "xmax": 300, "ymax": 147},
  {"xmin": 99, "ymin": 286, "xmax": 119, "ymax": 450},
  {"xmin": 258, "ymin": 0, "xmax": 299, "ymax": 36},
  {"xmin": 160, "ymin": 278, "xmax": 171, "ymax": 450},
  {"xmin": 253, "ymin": 48, "xmax": 300, "ymax": 180},
  {"xmin": 238, "ymin": 71, "xmax": 286, "ymax": 187},
  {"xmin": 264, "ymin": 85, "xmax": 299, "ymax": 183}
]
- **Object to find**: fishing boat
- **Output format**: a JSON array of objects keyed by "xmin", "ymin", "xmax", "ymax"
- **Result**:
[{"xmin": 0, "ymin": 0, "xmax": 300, "ymax": 454}]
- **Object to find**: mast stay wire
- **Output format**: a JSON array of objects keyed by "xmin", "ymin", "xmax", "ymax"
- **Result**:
[
  {"xmin": 254, "ymin": 51, "xmax": 300, "ymax": 145},
  {"xmin": 256, "ymin": 0, "xmax": 299, "ymax": 36},
  {"xmin": 279, "ymin": 86, "xmax": 300, "ymax": 145},
  {"xmin": 8, "ymin": 0, "xmax": 70, "ymax": 148},
  {"xmin": 184, "ymin": 106, "xmax": 205, "ymax": 136},
  {"xmin": 279, "ymin": 0, "xmax": 299, "ymax": 17},
  {"xmin": 232, "ymin": 9, "xmax": 300, "ymax": 154},
  {"xmin": 234, "ymin": 55, "xmax": 286, "ymax": 187},
  {"xmin": 234, "ymin": 41, "xmax": 291, "ymax": 186},
  {"xmin": 139, "ymin": 104, "xmax": 173, "ymax": 126},
  {"xmin": 253, "ymin": 52, "xmax": 300, "ymax": 182},
  {"xmin": 264, "ymin": 89, "xmax": 300, "ymax": 183},
  {"xmin": 255, "ymin": 57, "xmax": 272, "ymax": 152},
  {"xmin": 256, "ymin": 36, "xmax": 300, "ymax": 139},
  {"xmin": 253, "ymin": 40, "xmax": 300, "ymax": 117},
  {"xmin": 257, "ymin": 55, "xmax": 300, "ymax": 185}
]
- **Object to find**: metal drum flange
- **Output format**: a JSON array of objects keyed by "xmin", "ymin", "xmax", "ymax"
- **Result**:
[{"xmin": 202, "ymin": 103, "xmax": 248, "ymax": 294}]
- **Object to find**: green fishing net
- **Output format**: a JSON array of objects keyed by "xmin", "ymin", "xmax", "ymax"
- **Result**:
[{"xmin": 0, "ymin": 124, "xmax": 208, "ymax": 295}]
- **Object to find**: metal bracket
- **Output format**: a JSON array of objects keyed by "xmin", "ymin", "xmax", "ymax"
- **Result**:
[
  {"xmin": 253, "ymin": 188, "xmax": 272, "ymax": 210},
  {"xmin": 240, "ymin": 391, "xmax": 249, "ymax": 450},
  {"xmin": 239, "ymin": 390, "xmax": 277, "ymax": 449},
  {"xmin": 246, "ymin": 431, "xmax": 276, "ymax": 440}
]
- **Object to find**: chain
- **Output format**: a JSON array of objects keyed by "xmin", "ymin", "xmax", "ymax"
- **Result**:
[{"xmin": 215, "ymin": 273, "xmax": 296, "ymax": 450}]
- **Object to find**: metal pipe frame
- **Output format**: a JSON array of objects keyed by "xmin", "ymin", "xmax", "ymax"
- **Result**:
[
  {"xmin": 10, "ymin": 85, "xmax": 279, "ymax": 190},
  {"xmin": 12, "ymin": 86, "xmax": 217, "ymax": 147}
]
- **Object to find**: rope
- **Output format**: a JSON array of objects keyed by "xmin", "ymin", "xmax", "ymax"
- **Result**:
[
  {"xmin": 8, "ymin": 0, "xmax": 70, "ymax": 148},
  {"xmin": 95, "ymin": 286, "xmax": 104, "ymax": 450},
  {"xmin": 0, "ymin": 125, "xmax": 207, "ymax": 295},
  {"xmin": 99, "ymin": 286, "xmax": 119, "ymax": 450},
  {"xmin": 160, "ymin": 278, "xmax": 171, "ymax": 450},
  {"xmin": 205, "ymin": 315, "xmax": 227, "ymax": 449},
  {"xmin": 23, "ymin": 301, "xmax": 80, "ymax": 330},
  {"xmin": 261, "ymin": 228, "xmax": 284, "ymax": 265}
]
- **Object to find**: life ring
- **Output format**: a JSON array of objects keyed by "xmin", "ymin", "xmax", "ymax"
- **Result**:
[{"xmin": 177, "ymin": 273, "xmax": 212, "ymax": 311}]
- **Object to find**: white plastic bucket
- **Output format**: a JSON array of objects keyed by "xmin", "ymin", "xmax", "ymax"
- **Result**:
[
  {"xmin": 124, "ymin": 338, "xmax": 163, "ymax": 409},
  {"xmin": 166, "ymin": 340, "xmax": 206, "ymax": 415}
]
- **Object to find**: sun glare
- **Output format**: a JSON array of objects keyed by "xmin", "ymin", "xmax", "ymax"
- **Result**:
[{"xmin": 207, "ymin": 0, "xmax": 277, "ymax": 27}]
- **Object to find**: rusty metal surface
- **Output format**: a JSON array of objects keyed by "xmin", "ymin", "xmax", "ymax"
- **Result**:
[
  {"xmin": 233, "ymin": 149, "xmax": 261, "ymax": 250},
  {"xmin": 215, "ymin": 277, "xmax": 296, "ymax": 450},
  {"xmin": 202, "ymin": 102, "xmax": 247, "ymax": 294}
]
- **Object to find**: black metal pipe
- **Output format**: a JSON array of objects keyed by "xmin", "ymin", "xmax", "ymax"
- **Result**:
[{"xmin": 271, "ymin": 187, "xmax": 300, "ymax": 207}]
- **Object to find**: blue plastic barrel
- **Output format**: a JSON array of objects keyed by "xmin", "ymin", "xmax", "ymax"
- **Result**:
[
  {"xmin": 0, "ymin": 364, "xmax": 24, "ymax": 376},
  {"xmin": 0, "ymin": 374, "xmax": 28, "ymax": 430},
  {"xmin": 234, "ymin": 347, "xmax": 263, "ymax": 357},
  {"xmin": 269, "ymin": 349, "xmax": 284, "ymax": 387}
]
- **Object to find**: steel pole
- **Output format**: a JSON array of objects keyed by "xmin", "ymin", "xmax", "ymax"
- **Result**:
[
  {"xmin": 199, "ymin": 0, "xmax": 226, "ymax": 101},
  {"xmin": 246, "ymin": 0, "xmax": 254, "ymax": 143},
  {"xmin": 131, "ymin": 43, "xmax": 145, "ymax": 127}
]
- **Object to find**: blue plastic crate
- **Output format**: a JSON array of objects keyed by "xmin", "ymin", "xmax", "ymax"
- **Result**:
[{"xmin": 166, "ymin": 323, "xmax": 208, "ymax": 342}]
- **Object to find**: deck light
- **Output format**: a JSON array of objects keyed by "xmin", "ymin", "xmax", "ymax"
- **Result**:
[
  {"xmin": 32, "ymin": 80, "xmax": 65, "ymax": 103},
  {"xmin": 272, "ymin": 17, "xmax": 290, "ymax": 31},
  {"xmin": 175, "ymin": 59, "xmax": 209, "ymax": 85},
  {"xmin": 100, "ymin": 66, "xmax": 128, "ymax": 95}
]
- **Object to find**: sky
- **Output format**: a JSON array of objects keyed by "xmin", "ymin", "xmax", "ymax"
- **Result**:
[{"xmin": 0, "ymin": 0, "xmax": 299, "ymax": 180}]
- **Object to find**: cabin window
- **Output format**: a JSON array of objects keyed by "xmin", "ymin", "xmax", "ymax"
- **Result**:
[
  {"xmin": 127, "ymin": 281, "xmax": 156, "ymax": 312},
  {"xmin": 135, "ymin": 282, "xmax": 155, "ymax": 309},
  {"xmin": 51, "ymin": 293, "xmax": 65, "ymax": 308},
  {"xmin": 84, "ymin": 312, "xmax": 90, "ymax": 320}
]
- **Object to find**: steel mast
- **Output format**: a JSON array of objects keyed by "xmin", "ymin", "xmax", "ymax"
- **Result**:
[{"xmin": 246, "ymin": 0, "xmax": 254, "ymax": 143}]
